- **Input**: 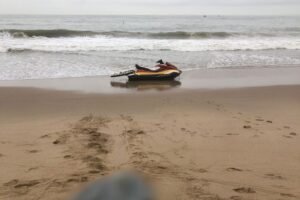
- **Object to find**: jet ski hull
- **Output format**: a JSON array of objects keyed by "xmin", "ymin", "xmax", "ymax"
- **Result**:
[{"xmin": 128, "ymin": 70, "xmax": 181, "ymax": 81}]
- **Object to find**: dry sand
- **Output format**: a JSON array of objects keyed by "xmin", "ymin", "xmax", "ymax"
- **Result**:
[{"xmin": 0, "ymin": 85, "xmax": 300, "ymax": 200}]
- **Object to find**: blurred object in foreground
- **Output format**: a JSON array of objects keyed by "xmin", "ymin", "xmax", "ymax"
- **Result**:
[{"xmin": 73, "ymin": 172, "xmax": 153, "ymax": 200}]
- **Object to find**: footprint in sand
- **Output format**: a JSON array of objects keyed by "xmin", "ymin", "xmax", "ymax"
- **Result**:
[
  {"xmin": 27, "ymin": 150, "xmax": 39, "ymax": 153},
  {"xmin": 64, "ymin": 155, "xmax": 73, "ymax": 159},
  {"xmin": 290, "ymin": 132, "xmax": 297, "ymax": 136},
  {"xmin": 82, "ymin": 155, "xmax": 106, "ymax": 171},
  {"xmin": 3, "ymin": 179, "xmax": 19, "ymax": 187},
  {"xmin": 132, "ymin": 151, "xmax": 148, "ymax": 159},
  {"xmin": 226, "ymin": 167, "xmax": 243, "ymax": 172},
  {"xmin": 243, "ymin": 125, "xmax": 252, "ymax": 129},
  {"xmin": 0, "ymin": 153, "xmax": 3, "ymax": 158},
  {"xmin": 46, "ymin": 176, "xmax": 89, "ymax": 189},
  {"xmin": 27, "ymin": 167, "xmax": 39, "ymax": 172},
  {"xmin": 266, "ymin": 120, "xmax": 273, "ymax": 123},
  {"xmin": 230, "ymin": 196, "xmax": 243, "ymax": 200},
  {"xmin": 124, "ymin": 129, "xmax": 145, "ymax": 139},
  {"xmin": 40, "ymin": 134, "xmax": 51, "ymax": 139},
  {"xmin": 89, "ymin": 170, "xmax": 101, "ymax": 174},
  {"xmin": 194, "ymin": 168, "xmax": 208, "ymax": 173},
  {"xmin": 66, "ymin": 175, "xmax": 89, "ymax": 183},
  {"xmin": 280, "ymin": 193, "xmax": 296, "ymax": 198},
  {"xmin": 53, "ymin": 134, "xmax": 69, "ymax": 145},
  {"xmin": 181, "ymin": 127, "xmax": 196, "ymax": 136},
  {"xmin": 86, "ymin": 142, "xmax": 109, "ymax": 154},
  {"xmin": 256, "ymin": 118, "xmax": 264, "ymax": 122},
  {"xmin": 13, "ymin": 180, "xmax": 41, "ymax": 188},
  {"xmin": 154, "ymin": 123, "xmax": 162, "ymax": 127},
  {"xmin": 226, "ymin": 133, "xmax": 239, "ymax": 136},
  {"xmin": 3, "ymin": 179, "xmax": 42, "ymax": 195},
  {"xmin": 264, "ymin": 173, "xmax": 285, "ymax": 180},
  {"xmin": 233, "ymin": 187, "xmax": 256, "ymax": 194}
]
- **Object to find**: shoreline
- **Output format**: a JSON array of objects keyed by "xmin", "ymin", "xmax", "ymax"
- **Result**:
[{"xmin": 0, "ymin": 66, "xmax": 300, "ymax": 93}]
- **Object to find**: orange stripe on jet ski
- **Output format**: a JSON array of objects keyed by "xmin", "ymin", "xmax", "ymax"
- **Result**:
[{"xmin": 134, "ymin": 69, "xmax": 180, "ymax": 76}]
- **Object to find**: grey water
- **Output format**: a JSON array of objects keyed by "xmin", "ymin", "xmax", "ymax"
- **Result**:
[{"xmin": 0, "ymin": 15, "xmax": 300, "ymax": 80}]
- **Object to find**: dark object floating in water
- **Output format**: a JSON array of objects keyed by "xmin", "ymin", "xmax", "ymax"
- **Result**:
[{"xmin": 73, "ymin": 172, "xmax": 153, "ymax": 200}]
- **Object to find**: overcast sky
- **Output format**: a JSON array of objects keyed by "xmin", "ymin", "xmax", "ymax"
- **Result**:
[{"xmin": 0, "ymin": 0, "xmax": 300, "ymax": 15}]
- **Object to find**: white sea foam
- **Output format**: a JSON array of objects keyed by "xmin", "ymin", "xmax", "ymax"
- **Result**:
[{"xmin": 1, "ymin": 34, "xmax": 300, "ymax": 53}]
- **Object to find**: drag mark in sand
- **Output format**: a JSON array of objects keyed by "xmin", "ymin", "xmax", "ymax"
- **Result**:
[
  {"xmin": 0, "ymin": 115, "xmax": 112, "ymax": 199},
  {"xmin": 0, "ymin": 179, "xmax": 47, "ymax": 198},
  {"xmin": 55, "ymin": 114, "xmax": 111, "ymax": 173},
  {"xmin": 1, "ymin": 111, "xmax": 298, "ymax": 200},
  {"xmin": 118, "ymin": 115, "xmax": 223, "ymax": 200}
]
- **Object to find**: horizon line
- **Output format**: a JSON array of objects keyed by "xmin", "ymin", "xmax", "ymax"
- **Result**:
[{"xmin": 0, "ymin": 13, "xmax": 300, "ymax": 16}]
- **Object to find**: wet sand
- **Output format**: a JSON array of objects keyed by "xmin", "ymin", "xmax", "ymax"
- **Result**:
[
  {"xmin": 1, "ymin": 66, "xmax": 300, "ymax": 93},
  {"xmin": 0, "ymin": 82, "xmax": 300, "ymax": 200}
]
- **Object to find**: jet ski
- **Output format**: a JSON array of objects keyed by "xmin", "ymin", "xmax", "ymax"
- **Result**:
[
  {"xmin": 111, "ymin": 60, "xmax": 182, "ymax": 81},
  {"xmin": 128, "ymin": 68, "xmax": 181, "ymax": 81}
]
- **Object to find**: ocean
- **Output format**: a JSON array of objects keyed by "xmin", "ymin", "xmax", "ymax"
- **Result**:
[{"xmin": 0, "ymin": 15, "xmax": 300, "ymax": 80}]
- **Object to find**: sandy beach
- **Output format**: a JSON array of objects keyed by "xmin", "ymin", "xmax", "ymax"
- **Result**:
[{"xmin": 0, "ymin": 70, "xmax": 299, "ymax": 200}]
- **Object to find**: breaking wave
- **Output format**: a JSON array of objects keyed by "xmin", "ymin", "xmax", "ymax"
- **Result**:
[
  {"xmin": 1, "ymin": 29, "xmax": 98, "ymax": 38},
  {"xmin": 106, "ymin": 31, "xmax": 235, "ymax": 39},
  {"xmin": 1, "ymin": 29, "xmax": 300, "ymax": 53},
  {"xmin": 0, "ymin": 29, "xmax": 283, "ymax": 39}
]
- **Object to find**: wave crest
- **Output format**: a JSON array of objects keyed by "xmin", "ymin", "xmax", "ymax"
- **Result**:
[
  {"xmin": 0, "ymin": 29, "xmax": 272, "ymax": 39},
  {"xmin": 107, "ymin": 31, "xmax": 233, "ymax": 39},
  {"xmin": 1, "ymin": 29, "xmax": 98, "ymax": 38}
]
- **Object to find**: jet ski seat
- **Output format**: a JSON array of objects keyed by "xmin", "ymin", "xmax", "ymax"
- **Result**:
[{"xmin": 135, "ymin": 64, "xmax": 155, "ymax": 72}]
